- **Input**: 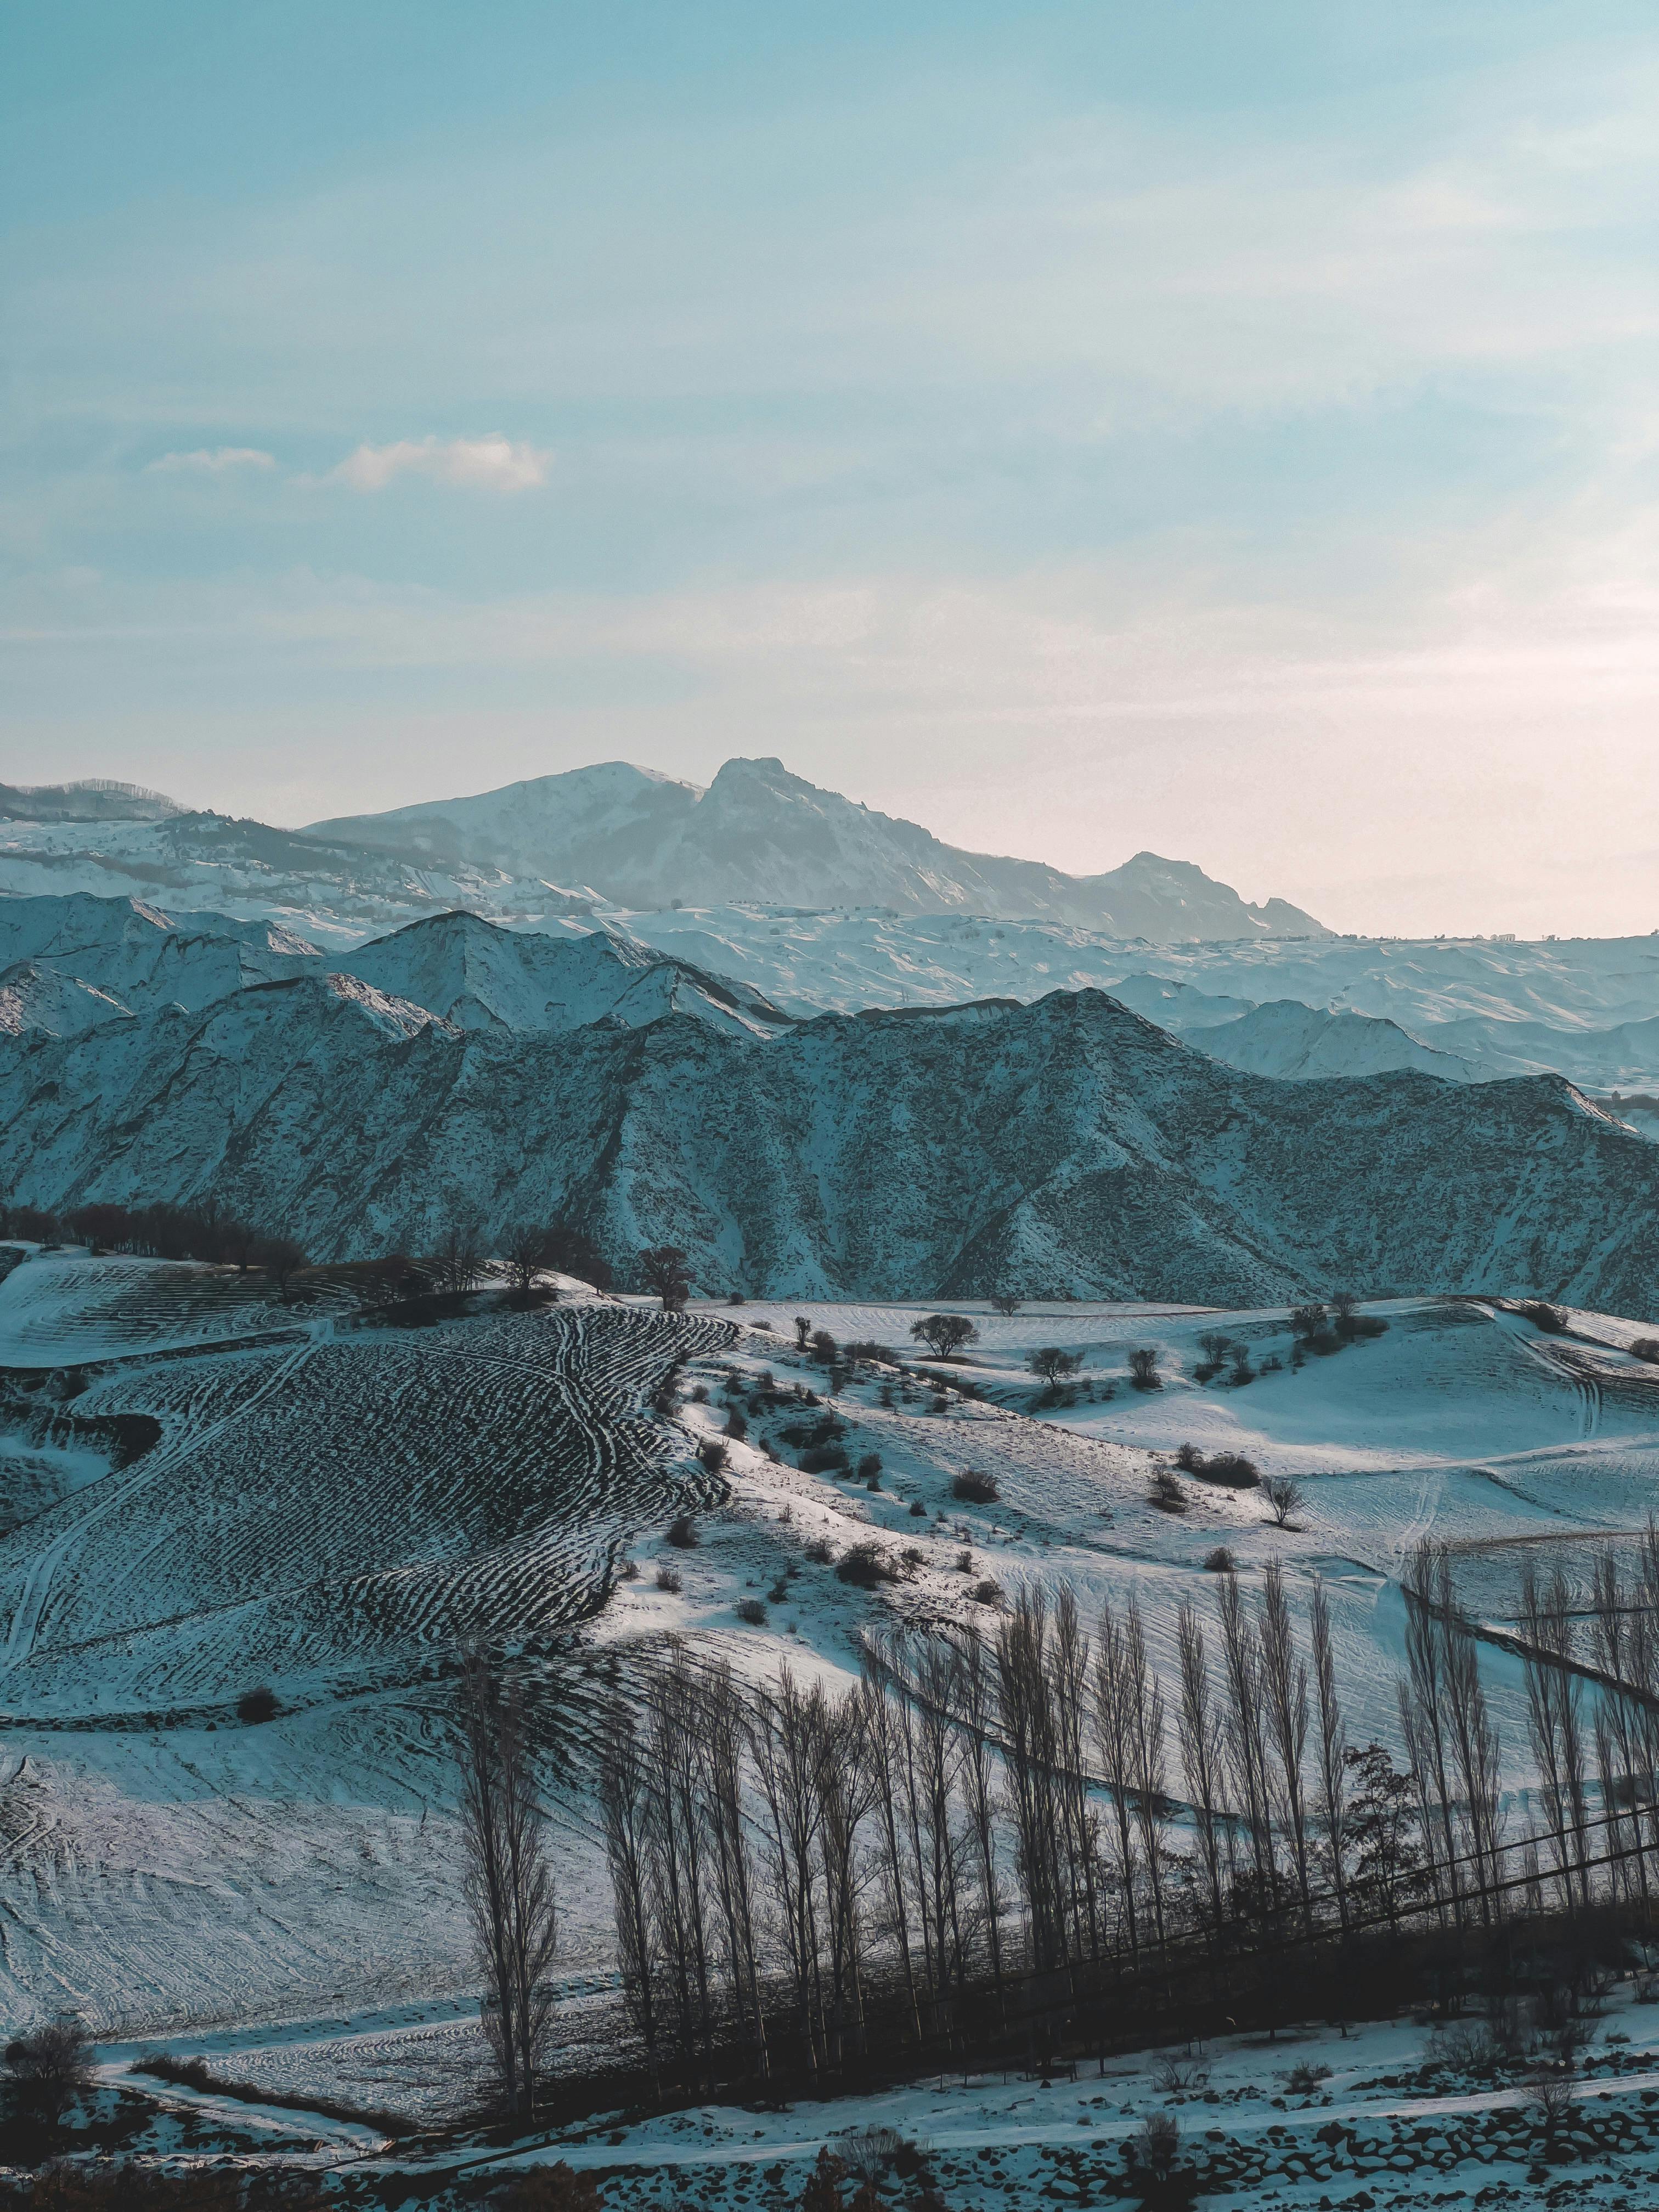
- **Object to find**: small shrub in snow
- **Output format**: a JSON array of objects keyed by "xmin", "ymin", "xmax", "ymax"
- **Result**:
[
  {"xmin": 698, "ymin": 1438, "xmax": 730, "ymax": 1474},
  {"xmin": 767, "ymin": 1579, "xmax": 788, "ymax": 1604},
  {"xmin": 1127, "ymin": 1347, "xmax": 1162, "ymax": 1390},
  {"xmin": 618, "ymin": 1558, "xmax": 639, "ymax": 1580},
  {"xmin": 1148, "ymin": 1468, "xmax": 1188, "ymax": 1515},
  {"xmin": 1152, "ymin": 2055, "xmax": 1210, "ymax": 2096},
  {"xmin": 1203, "ymin": 1546, "xmax": 1237, "ymax": 1572},
  {"xmin": 1436, "ymin": 2021, "xmax": 1504, "ymax": 2079},
  {"xmin": 971, "ymin": 1577, "xmax": 1002, "ymax": 1606},
  {"xmin": 1632, "ymin": 1338, "xmax": 1659, "ymax": 1363},
  {"xmin": 909, "ymin": 1498, "xmax": 928, "ymax": 1517},
  {"xmin": 843, "ymin": 1339, "xmax": 891, "ymax": 1366},
  {"xmin": 856, "ymin": 1452, "xmax": 883, "ymax": 1482},
  {"xmin": 236, "ymin": 1685, "xmax": 279, "ymax": 1724},
  {"xmin": 1284, "ymin": 2062, "xmax": 1331, "ymax": 2095},
  {"xmin": 735, "ymin": 1597, "xmax": 767, "ymax": 1626},
  {"xmin": 952, "ymin": 1469, "xmax": 1000, "ymax": 1504},
  {"xmin": 804, "ymin": 1537, "xmax": 834, "ymax": 1564},
  {"xmin": 839, "ymin": 2126, "xmax": 905, "ymax": 2185},
  {"xmin": 836, "ymin": 1542, "xmax": 896, "ymax": 1588},
  {"xmin": 690, "ymin": 1383, "xmax": 709, "ymax": 1403},
  {"xmin": 798, "ymin": 1443, "xmax": 851, "ymax": 1475},
  {"xmin": 664, "ymin": 1514, "xmax": 699, "ymax": 1549},
  {"xmin": 724, "ymin": 1407, "xmax": 748, "ymax": 1441},
  {"xmin": 1130, "ymin": 2110, "xmax": 1180, "ymax": 2185},
  {"xmin": 655, "ymin": 1565, "xmax": 682, "ymax": 1593},
  {"xmin": 811, "ymin": 1328, "xmax": 838, "ymax": 1364}
]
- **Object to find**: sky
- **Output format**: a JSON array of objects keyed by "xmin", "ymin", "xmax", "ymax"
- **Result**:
[{"xmin": 3, "ymin": 2, "xmax": 1657, "ymax": 937}]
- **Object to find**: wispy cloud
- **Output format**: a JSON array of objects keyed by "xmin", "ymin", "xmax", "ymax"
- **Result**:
[
  {"xmin": 330, "ymin": 435, "xmax": 551, "ymax": 493},
  {"xmin": 146, "ymin": 447, "xmax": 278, "ymax": 475}
]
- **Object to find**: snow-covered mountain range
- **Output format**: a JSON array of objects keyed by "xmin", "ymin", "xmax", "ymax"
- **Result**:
[
  {"xmin": 4, "ymin": 896, "xmax": 1655, "ymax": 1312},
  {"xmin": 311, "ymin": 755, "xmax": 1328, "ymax": 938},
  {"xmin": 0, "ymin": 757, "xmax": 1326, "ymax": 945}
]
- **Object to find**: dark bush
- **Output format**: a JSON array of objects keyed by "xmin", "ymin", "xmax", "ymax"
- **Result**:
[
  {"xmin": 664, "ymin": 1514, "xmax": 699, "ymax": 1549},
  {"xmin": 856, "ymin": 1452, "xmax": 883, "ymax": 1482},
  {"xmin": 909, "ymin": 1499, "xmax": 928, "ymax": 1517},
  {"xmin": 971, "ymin": 1578, "xmax": 1003, "ymax": 1607},
  {"xmin": 779, "ymin": 1414, "xmax": 845, "ymax": 1448},
  {"xmin": 698, "ymin": 1437, "xmax": 730, "ymax": 1475},
  {"xmin": 804, "ymin": 1537, "xmax": 834, "ymax": 1564},
  {"xmin": 1633, "ymin": 1338, "xmax": 1659, "ymax": 1363},
  {"xmin": 3, "ymin": 2016, "xmax": 93, "ymax": 2122},
  {"xmin": 735, "ymin": 1597, "xmax": 768, "ymax": 1626},
  {"xmin": 799, "ymin": 1444, "xmax": 851, "ymax": 1475},
  {"xmin": 1203, "ymin": 1547, "xmax": 1237, "ymax": 1572},
  {"xmin": 952, "ymin": 1470, "xmax": 1000, "ymax": 1505},
  {"xmin": 1519, "ymin": 1300, "xmax": 1569, "ymax": 1333},
  {"xmin": 836, "ymin": 1542, "xmax": 897, "ymax": 1588},
  {"xmin": 724, "ymin": 1407, "xmax": 748, "ymax": 1441},
  {"xmin": 1149, "ymin": 1468, "xmax": 1188, "ymax": 1515},
  {"xmin": 843, "ymin": 1339, "xmax": 891, "ymax": 1366},
  {"xmin": 655, "ymin": 1564, "xmax": 683, "ymax": 1593},
  {"xmin": 235, "ymin": 1685, "xmax": 279, "ymax": 1724},
  {"xmin": 1127, "ymin": 1347, "xmax": 1162, "ymax": 1390},
  {"xmin": 1173, "ymin": 1446, "xmax": 1260, "ymax": 1489},
  {"xmin": 810, "ymin": 1328, "xmax": 839, "ymax": 1364}
]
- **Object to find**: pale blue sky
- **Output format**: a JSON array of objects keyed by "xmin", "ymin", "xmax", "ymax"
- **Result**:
[{"xmin": 3, "ymin": 3, "xmax": 1656, "ymax": 933}]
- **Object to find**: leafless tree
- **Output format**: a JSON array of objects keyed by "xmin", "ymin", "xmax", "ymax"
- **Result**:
[
  {"xmin": 910, "ymin": 1313, "xmax": 979, "ymax": 1359},
  {"xmin": 2, "ymin": 2015, "xmax": 93, "ymax": 2121},
  {"xmin": 433, "ymin": 1211, "xmax": 486, "ymax": 1295},
  {"xmin": 1258, "ymin": 1561, "xmax": 1312, "ymax": 1928},
  {"xmin": 1262, "ymin": 1475, "xmax": 1302, "ymax": 1527},
  {"xmin": 1216, "ymin": 1570, "xmax": 1275, "ymax": 1915},
  {"xmin": 597, "ymin": 1700, "xmax": 661, "ymax": 2087},
  {"xmin": 996, "ymin": 1588, "xmax": 1069, "ymax": 1971},
  {"xmin": 1052, "ymin": 1588, "xmax": 1102, "ymax": 1956},
  {"xmin": 1028, "ymin": 1347, "xmax": 1081, "ymax": 1387},
  {"xmin": 1520, "ymin": 1562, "xmax": 1592, "ymax": 1909},
  {"xmin": 1094, "ymin": 1596, "xmax": 1143, "ymax": 1957},
  {"xmin": 951, "ymin": 1618, "xmax": 1006, "ymax": 1987},
  {"xmin": 1308, "ymin": 1579, "xmax": 1350, "ymax": 1931},
  {"xmin": 458, "ymin": 1648, "xmax": 559, "ymax": 2118},
  {"xmin": 500, "ymin": 1222, "xmax": 554, "ymax": 1304},
  {"xmin": 1175, "ymin": 1600, "xmax": 1227, "ymax": 1932},
  {"xmin": 640, "ymin": 1244, "xmax": 691, "ymax": 1310}
]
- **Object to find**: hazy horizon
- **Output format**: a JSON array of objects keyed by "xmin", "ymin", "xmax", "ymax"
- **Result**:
[{"xmin": 5, "ymin": 3, "xmax": 1657, "ymax": 938}]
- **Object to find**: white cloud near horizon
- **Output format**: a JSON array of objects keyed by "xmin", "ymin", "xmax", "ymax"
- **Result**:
[
  {"xmin": 145, "ymin": 447, "xmax": 278, "ymax": 475},
  {"xmin": 329, "ymin": 435, "xmax": 551, "ymax": 493}
]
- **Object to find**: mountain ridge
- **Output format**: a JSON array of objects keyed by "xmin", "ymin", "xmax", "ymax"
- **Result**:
[
  {"xmin": 4, "ymin": 977, "xmax": 1652, "ymax": 1314},
  {"xmin": 308, "ymin": 754, "xmax": 1330, "ymax": 939}
]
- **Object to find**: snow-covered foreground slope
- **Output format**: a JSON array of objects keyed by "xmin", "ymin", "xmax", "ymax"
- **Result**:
[
  {"xmin": 7, "ymin": 1266, "xmax": 1659, "ymax": 2118},
  {"xmin": 5, "ymin": 984, "xmax": 1656, "ymax": 1311}
]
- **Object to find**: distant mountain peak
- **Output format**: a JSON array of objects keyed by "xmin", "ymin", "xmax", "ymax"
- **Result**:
[{"xmin": 303, "ymin": 755, "xmax": 1328, "ymax": 942}]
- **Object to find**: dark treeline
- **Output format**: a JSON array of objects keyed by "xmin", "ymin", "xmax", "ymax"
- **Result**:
[
  {"xmin": 589, "ymin": 1536, "xmax": 1659, "ymax": 2100},
  {"xmin": 4, "ymin": 1198, "xmax": 309, "ymax": 1279},
  {"xmin": 0, "ymin": 1198, "xmax": 615, "ymax": 1305}
]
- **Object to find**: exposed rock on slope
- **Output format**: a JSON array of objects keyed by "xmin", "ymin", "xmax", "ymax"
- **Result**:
[
  {"xmin": 4, "ymin": 984, "xmax": 1654, "ymax": 1314},
  {"xmin": 311, "ymin": 756, "xmax": 1329, "ymax": 940}
]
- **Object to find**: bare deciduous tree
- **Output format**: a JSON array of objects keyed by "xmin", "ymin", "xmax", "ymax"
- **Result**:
[
  {"xmin": 458, "ymin": 1649, "xmax": 559, "ymax": 2118},
  {"xmin": 909, "ymin": 1313, "xmax": 979, "ymax": 1359}
]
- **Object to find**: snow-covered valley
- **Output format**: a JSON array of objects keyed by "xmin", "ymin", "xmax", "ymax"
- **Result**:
[{"xmin": 9, "ymin": 1257, "xmax": 1659, "ymax": 2202}]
